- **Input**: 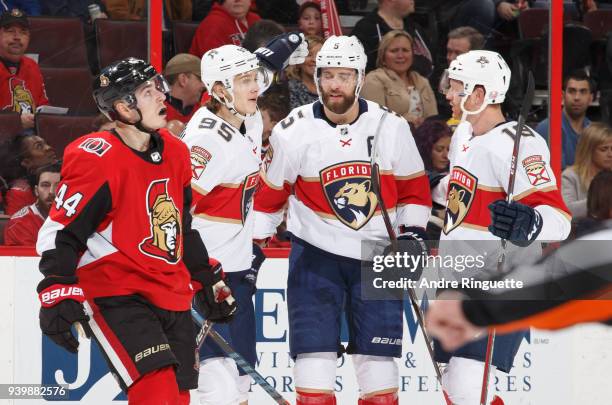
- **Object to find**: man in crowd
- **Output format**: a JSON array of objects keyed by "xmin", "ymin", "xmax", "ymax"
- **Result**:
[
  {"xmin": 4, "ymin": 162, "xmax": 60, "ymax": 246},
  {"xmin": 189, "ymin": 0, "xmax": 261, "ymax": 57},
  {"xmin": 536, "ymin": 69, "xmax": 595, "ymax": 169},
  {"xmin": 163, "ymin": 53, "xmax": 206, "ymax": 125},
  {"xmin": 0, "ymin": 8, "xmax": 48, "ymax": 129}
]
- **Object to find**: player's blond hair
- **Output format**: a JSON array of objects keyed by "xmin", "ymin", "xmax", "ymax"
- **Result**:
[{"xmin": 572, "ymin": 122, "xmax": 612, "ymax": 191}]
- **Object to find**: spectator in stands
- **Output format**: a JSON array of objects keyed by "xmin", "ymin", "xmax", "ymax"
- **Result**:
[
  {"xmin": 189, "ymin": 0, "xmax": 260, "ymax": 57},
  {"xmin": 572, "ymin": 169, "xmax": 612, "ymax": 237},
  {"xmin": 163, "ymin": 53, "xmax": 205, "ymax": 125},
  {"xmin": 241, "ymin": 18, "xmax": 285, "ymax": 52},
  {"xmin": 536, "ymin": 70, "xmax": 595, "ymax": 169},
  {"xmin": 41, "ymin": 1, "xmax": 107, "ymax": 22},
  {"xmin": 361, "ymin": 30, "xmax": 437, "ymax": 127},
  {"xmin": 0, "ymin": 133, "xmax": 57, "ymax": 215},
  {"xmin": 0, "ymin": 1, "xmax": 40, "ymax": 16},
  {"xmin": 258, "ymin": 89, "xmax": 290, "ymax": 156},
  {"xmin": 413, "ymin": 118, "xmax": 451, "ymax": 239},
  {"xmin": 286, "ymin": 35, "xmax": 322, "ymax": 110},
  {"xmin": 0, "ymin": 9, "xmax": 48, "ymax": 129},
  {"xmin": 297, "ymin": 1, "xmax": 322, "ymax": 37},
  {"xmin": 4, "ymin": 162, "xmax": 60, "ymax": 246},
  {"xmin": 351, "ymin": 0, "xmax": 432, "ymax": 76},
  {"xmin": 562, "ymin": 122, "xmax": 612, "ymax": 218},
  {"xmin": 446, "ymin": 26, "xmax": 485, "ymax": 65}
]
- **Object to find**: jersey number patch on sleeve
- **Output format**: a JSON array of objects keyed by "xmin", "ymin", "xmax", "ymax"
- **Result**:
[{"xmin": 54, "ymin": 184, "xmax": 84, "ymax": 217}]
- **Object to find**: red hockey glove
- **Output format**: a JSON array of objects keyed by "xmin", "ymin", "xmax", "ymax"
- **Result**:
[
  {"xmin": 38, "ymin": 283, "xmax": 89, "ymax": 353},
  {"xmin": 192, "ymin": 259, "xmax": 237, "ymax": 324}
]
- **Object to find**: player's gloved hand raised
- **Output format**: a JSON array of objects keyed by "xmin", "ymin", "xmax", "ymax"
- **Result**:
[
  {"xmin": 38, "ymin": 283, "xmax": 90, "ymax": 353},
  {"xmin": 488, "ymin": 200, "xmax": 543, "ymax": 246},
  {"xmin": 255, "ymin": 32, "xmax": 308, "ymax": 72},
  {"xmin": 244, "ymin": 243, "xmax": 266, "ymax": 286},
  {"xmin": 384, "ymin": 226, "xmax": 429, "ymax": 281},
  {"xmin": 192, "ymin": 259, "xmax": 238, "ymax": 323}
]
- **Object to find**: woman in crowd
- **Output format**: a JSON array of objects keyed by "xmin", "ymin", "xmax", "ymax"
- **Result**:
[
  {"xmin": 297, "ymin": 1, "xmax": 322, "ymax": 37},
  {"xmin": 361, "ymin": 30, "xmax": 437, "ymax": 127},
  {"xmin": 0, "ymin": 133, "xmax": 57, "ymax": 215},
  {"xmin": 413, "ymin": 119, "xmax": 451, "ymax": 240},
  {"xmin": 562, "ymin": 122, "xmax": 612, "ymax": 217},
  {"xmin": 286, "ymin": 35, "xmax": 323, "ymax": 110}
]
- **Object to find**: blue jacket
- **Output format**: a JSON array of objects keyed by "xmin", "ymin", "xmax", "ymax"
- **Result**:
[
  {"xmin": 535, "ymin": 112, "xmax": 591, "ymax": 170},
  {"xmin": 0, "ymin": 1, "xmax": 41, "ymax": 16}
]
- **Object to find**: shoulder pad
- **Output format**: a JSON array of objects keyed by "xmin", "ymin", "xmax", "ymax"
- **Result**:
[{"xmin": 11, "ymin": 206, "xmax": 30, "ymax": 220}]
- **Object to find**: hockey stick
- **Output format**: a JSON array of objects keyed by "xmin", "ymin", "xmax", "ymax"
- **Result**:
[
  {"xmin": 369, "ymin": 112, "xmax": 444, "ymax": 386},
  {"xmin": 191, "ymin": 309, "xmax": 289, "ymax": 405},
  {"xmin": 480, "ymin": 71, "xmax": 535, "ymax": 405}
]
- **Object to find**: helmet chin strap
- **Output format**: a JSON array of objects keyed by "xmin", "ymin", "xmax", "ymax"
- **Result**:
[
  {"xmin": 459, "ymin": 94, "xmax": 488, "ymax": 122},
  {"xmin": 215, "ymin": 89, "xmax": 256, "ymax": 122},
  {"xmin": 116, "ymin": 107, "xmax": 156, "ymax": 134}
]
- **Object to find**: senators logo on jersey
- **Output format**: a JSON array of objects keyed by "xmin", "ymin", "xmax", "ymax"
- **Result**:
[
  {"xmin": 242, "ymin": 172, "xmax": 259, "ymax": 223},
  {"xmin": 443, "ymin": 167, "xmax": 478, "ymax": 234},
  {"xmin": 320, "ymin": 161, "xmax": 378, "ymax": 230},
  {"xmin": 522, "ymin": 155, "xmax": 551, "ymax": 186},
  {"xmin": 6, "ymin": 77, "xmax": 35, "ymax": 114},
  {"xmin": 139, "ymin": 179, "xmax": 182, "ymax": 264}
]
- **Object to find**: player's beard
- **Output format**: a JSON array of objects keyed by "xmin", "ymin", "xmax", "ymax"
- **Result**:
[{"xmin": 322, "ymin": 91, "xmax": 356, "ymax": 115}]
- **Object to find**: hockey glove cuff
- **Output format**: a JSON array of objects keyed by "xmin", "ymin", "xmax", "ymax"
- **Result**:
[
  {"xmin": 488, "ymin": 200, "xmax": 543, "ymax": 246},
  {"xmin": 192, "ymin": 259, "xmax": 237, "ymax": 323},
  {"xmin": 255, "ymin": 32, "xmax": 307, "ymax": 72},
  {"xmin": 38, "ymin": 283, "xmax": 89, "ymax": 353}
]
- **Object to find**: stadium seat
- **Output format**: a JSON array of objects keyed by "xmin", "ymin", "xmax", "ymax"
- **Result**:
[
  {"xmin": 41, "ymin": 67, "xmax": 97, "ymax": 115},
  {"xmin": 95, "ymin": 19, "xmax": 147, "ymax": 70},
  {"xmin": 0, "ymin": 215, "xmax": 9, "ymax": 245},
  {"xmin": 28, "ymin": 17, "xmax": 89, "ymax": 68},
  {"xmin": 172, "ymin": 21, "xmax": 199, "ymax": 55},
  {"xmin": 518, "ymin": 8, "xmax": 549, "ymax": 40},
  {"xmin": 36, "ymin": 114, "xmax": 98, "ymax": 158},
  {"xmin": 584, "ymin": 10, "xmax": 612, "ymax": 41},
  {"xmin": 0, "ymin": 112, "xmax": 23, "ymax": 141}
]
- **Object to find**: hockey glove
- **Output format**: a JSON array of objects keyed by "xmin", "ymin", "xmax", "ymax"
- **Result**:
[
  {"xmin": 488, "ymin": 200, "xmax": 543, "ymax": 246},
  {"xmin": 38, "ymin": 283, "xmax": 89, "ymax": 353},
  {"xmin": 383, "ymin": 226, "xmax": 429, "ymax": 281},
  {"xmin": 254, "ymin": 32, "xmax": 308, "ymax": 72},
  {"xmin": 192, "ymin": 259, "xmax": 238, "ymax": 324},
  {"xmin": 244, "ymin": 243, "xmax": 266, "ymax": 285}
]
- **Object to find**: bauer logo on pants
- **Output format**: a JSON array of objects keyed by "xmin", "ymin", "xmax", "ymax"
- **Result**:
[
  {"xmin": 320, "ymin": 161, "xmax": 378, "ymax": 230},
  {"xmin": 443, "ymin": 166, "xmax": 478, "ymax": 234}
]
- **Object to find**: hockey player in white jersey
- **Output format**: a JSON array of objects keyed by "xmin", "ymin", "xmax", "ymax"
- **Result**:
[
  {"xmin": 180, "ymin": 34, "xmax": 307, "ymax": 405},
  {"xmin": 436, "ymin": 50, "xmax": 572, "ymax": 405},
  {"xmin": 253, "ymin": 35, "xmax": 432, "ymax": 405}
]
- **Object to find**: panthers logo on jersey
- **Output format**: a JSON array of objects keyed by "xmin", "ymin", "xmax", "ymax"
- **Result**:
[
  {"xmin": 443, "ymin": 167, "xmax": 478, "ymax": 234},
  {"xmin": 139, "ymin": 179, "xmax": 182, "ymax": 264},
  {"xmin": 241, "ymin": 172, "xmax": 259, "ymax": 223},
  {"xmin": 320, "ymin": 161, "xmax": 378, "ymax": 230}
]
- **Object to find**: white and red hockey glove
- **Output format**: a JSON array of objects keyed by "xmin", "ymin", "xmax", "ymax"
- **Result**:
[
  {"xmin": 38, "ymin": 281, "xmax": 89, "ymax": 353},
  {"xmin": 191, "ymin": 259, "xmax": 237, "ymax": 324}
]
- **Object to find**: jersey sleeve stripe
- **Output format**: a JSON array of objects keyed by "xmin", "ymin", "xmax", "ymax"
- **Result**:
[
  {"xmin": 193, "ymin": 184, "xmax": 244, "ymax": 221},
  {"xmin": 395, "ymin": 174, "xmax": 432, "ymax": 207},
  {"xmin": 254, "ymin": 180, "xmax": 292, "ymax": 214}
]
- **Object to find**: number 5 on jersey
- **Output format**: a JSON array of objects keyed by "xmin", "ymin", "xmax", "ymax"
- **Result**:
[{"xmin": 54, "ymin": 184, "xmax": 84, "ymax": 217}]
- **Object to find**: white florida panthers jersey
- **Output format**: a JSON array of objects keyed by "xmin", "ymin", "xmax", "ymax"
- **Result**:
[
  {"xmin": 441, "ymin": 121, "xmax": 571, "ymax": 241},
  {"xmin": 181, "ymin": 106, "xmax": 263, "ymax": 272},
  {"xmin": 254, "ymin": 99, "xmax": 432, "ymax": 259}
]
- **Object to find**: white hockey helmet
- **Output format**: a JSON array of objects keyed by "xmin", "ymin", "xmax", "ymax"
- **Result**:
[
  {"xmin": 448, "ymin": 50, "xmax": 511, "ymax": 116},
  {"xmin": 201, "ymin": 44, "xmax": 270, "ymax": 119},
  {"xmin": 314, "ymin": 35, "xmax": 367, "ymax": 101}
]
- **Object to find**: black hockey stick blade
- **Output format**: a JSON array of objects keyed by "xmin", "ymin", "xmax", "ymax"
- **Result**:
[{"xmin": 191, "ymin": 309, "xmax": 289, "ymax": 405}]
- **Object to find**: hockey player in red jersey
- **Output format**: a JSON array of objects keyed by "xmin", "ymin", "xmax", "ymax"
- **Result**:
[
  {"xmin": 435, "ymin": 50, "xmax": 572, "ymax": 405},
  {"xmin": 254, "ymin": 35, "xmax": 432, "ymax": 405},
  {"xmin": 182, "ymin": 33, "xmax": 308, "ymax": 405},
  {"xmin": 35, "ymin": 58, "xmax": 237, "ymax": 405}
]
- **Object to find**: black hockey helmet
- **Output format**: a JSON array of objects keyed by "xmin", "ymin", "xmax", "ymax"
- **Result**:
[{"xmin": 93, "ymin": 57, "xmax": 168, "ymax": 120}]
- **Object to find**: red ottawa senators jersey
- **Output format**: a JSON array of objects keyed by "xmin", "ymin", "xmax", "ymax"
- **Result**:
[
  {"xmin": 0, "ymin": 57, "xmax": 49, "ymax": 114},
  {"xmin": 36, "ymin": 129, "xmax": 208, "ymax": 311},
  {"xmin": 4, "ymin": 203, "xmax": 45, "ymax": 246}
]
